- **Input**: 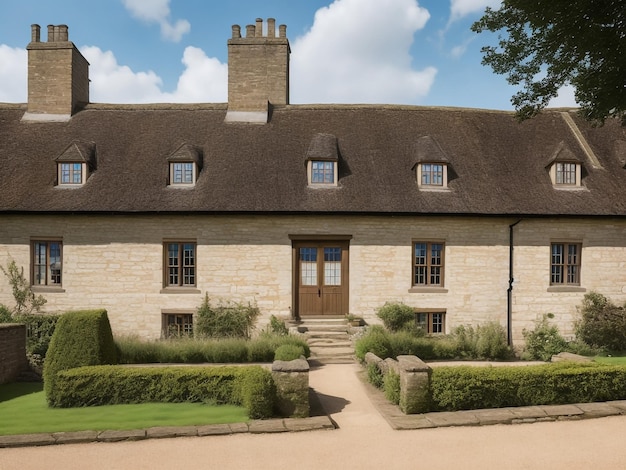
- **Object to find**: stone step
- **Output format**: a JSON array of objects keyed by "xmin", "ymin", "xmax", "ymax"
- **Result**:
[
  {"xmin": 309, "ymin": 346, "xmax": 355, "ymax": 355},
  {"xmin": 308, "ymin": 341, "xmax": 353, "ymax": 349},
  {"xmin": 306, "ymin": 331, "xmax": 350, "ymax": 339},
  {"xmin": 300, "ymin": 324, "xmax": 350, "ymax": 333}
]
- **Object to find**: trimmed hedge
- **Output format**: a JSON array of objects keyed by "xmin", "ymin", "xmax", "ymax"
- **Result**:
[
  {"xmin": 431, "ymin": 363, "xmax": 626, "ymax": 411},
  {"xmin": 54, "ymin": 365, "xmax": 275, "ymax": 419},
  {"xmin": 44, "ymin": 309, "xmax": 118, "ymax": 406}
]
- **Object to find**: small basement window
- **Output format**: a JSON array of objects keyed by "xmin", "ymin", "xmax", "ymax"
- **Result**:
[
  {"xmin": 415, "ymin": 311, "xmax": 445, "ymax": 334},
  {"xmin": 162, "ymin": 313, "xmax": 193, "ymax": 338}
]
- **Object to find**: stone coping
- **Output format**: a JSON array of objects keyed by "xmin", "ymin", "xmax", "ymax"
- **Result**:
[
  {"xmin": 357, "ymin": 369, "xmax": 626, "ymax": 430},
  {"xmin": 0, "ymin": 417, "xmax": 336, "ymax": 448}
]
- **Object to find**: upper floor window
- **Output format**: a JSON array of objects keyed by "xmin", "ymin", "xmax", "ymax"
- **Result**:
[
  {"xmin": 59, "ymin": 162, "xmax": 84, "ymax": 185},
  {"xmin": 309, "ymin": 160, "xmax": 337, "ymax": 185},
  {"xmin": 32, "ymin": 240, "xmax": 62, "ymax": 286},
  {"xmin": 164, "ymin": 242, "xmax": 196, "ymax": 287},
  {"xmin": 417, "ymin": 163, "xmax": 448, "ymax": 189},
  {"xmin": 413, "ymin": 242, "xmax": 444, "ymax": 287},
  {"xmin": 555, "ymin": 162, "xmax": 579, "ymax": 185},
  {"xmin": 171, "ymin": 162, "xmax": 196, "ymax": 185},
  {"xmin": 551, "ymin": 242, "xmax": 581, "ymax": 285}
]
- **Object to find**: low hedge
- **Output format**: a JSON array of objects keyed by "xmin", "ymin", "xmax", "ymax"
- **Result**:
[
  {"xmin": 115, "ymin": 334, "xmax": 310, "ymax": 364},
  {"xmin": 431, "ymin": 363, "xmax": 626, "ymax": 411},
  {"xmin": 54, "ymin": 365, "xmax": 275, "ymax": 419}
]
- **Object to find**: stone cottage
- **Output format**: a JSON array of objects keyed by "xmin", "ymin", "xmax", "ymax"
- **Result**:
[{"xmin": 1, "ymin": 20, "xmax": 625, "ymax": 345}]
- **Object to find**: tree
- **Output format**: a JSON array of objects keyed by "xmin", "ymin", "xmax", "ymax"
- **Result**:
[
  {"xmin": 472, "ymin": 1, "xmax": 626, "ymax": 125},
  {"xmin": 0, "ymin": 260, "xmax": 46, "ymax": 316}
]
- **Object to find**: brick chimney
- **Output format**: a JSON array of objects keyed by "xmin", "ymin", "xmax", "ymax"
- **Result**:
[
  {"xmin": 24, "ymin": 24, "xmax": 89, "ymax": 121},
  {"xmin": 225, "ymin": 18, "xmax": 290, "ymax": 124}
]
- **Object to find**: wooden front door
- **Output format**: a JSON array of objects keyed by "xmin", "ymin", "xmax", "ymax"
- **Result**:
[{"xmin": 294, "ymin": 241, "xmax": 349, "ymax": 317}]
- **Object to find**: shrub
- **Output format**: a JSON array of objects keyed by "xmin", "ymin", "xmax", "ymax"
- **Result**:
[
  {"xmin": 576, "ymin": 292, "xmax": 626, "ymax": 351},
  {"xmin": 376, "ymin": 302, "xmax": 416, "ymax": 332},
  {"xmin": 430, "ymin": 363, "xmax": 626, "ymax": 411},
  {"xmin": 115, "ymin": 333, "xmax": 309, "ymax": 364},
  {"xmin": 195, "ymin": 294, "xmax": 260, "ymax": 339},
  {"xmin": 274, "ymin": 344, "xmax": 305, "ymax": 361},
  {"xmin": 383, "ymin": 369, "xmax": 401, "ymax": 405},
  {"xmin": 266, "ymin": 315, "xmax": 289, "ymax": 336},
  {"xmin": 522, "ymin": 313, "xmax": 569, "ymax": 361},
  {"xmin": 366, "ymin": 362, "xmax": 384, "ymax": 388},
  {"xmin": 0, "ymin": 304, "xmax": 12, "ymax": 322},
  {"xmin": 355, "ymin": 325, "xmax": 392, "ymax": 360},
  {"xmin": 44, "ymin": 309, "xmax": 118, "ymax": 406},
  {"xmin": 54, "ymin": 365, "xmax": 275, "ymax": 419},
  {"xmin": 454, "ymin": 322, "xmax": 513, "ymax": 360}
]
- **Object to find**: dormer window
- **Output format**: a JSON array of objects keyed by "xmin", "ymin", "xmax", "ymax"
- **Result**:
[
  {"xmin": 555, "ymin": 162, "xmax": 579, "ymax": 185},
  {"xmin": 171, "ymin": 162, "xmax": 195, "ymax": 185},
  {"xmin": 167, "ymin": 143, "xmax": 203, "ymax": 187},
  {"xmin": 310, "ymin": 160, "xmax": 337, "ymax": 185},
  {"xmin": 546, "ymin": 142, "xmax": 584, "ymax": 189},
  {"xmin": 59, "ymin": 162, "xmax": 85, "ymax": 185},
  {"xmin": 414, "ymin": 136, "xmax": 452, "ymax": 191},
  {"xmin": 306, "ymin": 133, "xmax": 340, "ymax": 187},
  {"xmin": 54, "ymin": 141, "xmax": 95, "ymax": 187}
]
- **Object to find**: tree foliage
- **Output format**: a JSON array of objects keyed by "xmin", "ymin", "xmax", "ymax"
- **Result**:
[
  {"xmin": 0, "ymin": 260, "xmax": 46, "ymax": 315},
  {"xmin": 472, "ymin": 1, "xmax": 626, "ymax": 125}
]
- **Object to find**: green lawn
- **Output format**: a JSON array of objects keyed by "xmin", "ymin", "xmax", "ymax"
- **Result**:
[
  {"xmin": 594, "ymin": 356, "xmax": 626, "ymax": 366},
  {"xmin": 0, "ymin": 382, "xmax": 248, "ymax": 436}
]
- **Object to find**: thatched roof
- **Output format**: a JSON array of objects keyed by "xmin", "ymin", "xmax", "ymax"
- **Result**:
[{"xmin": 1, "ymin": 103, "xmax": 625, "ymax": 216}]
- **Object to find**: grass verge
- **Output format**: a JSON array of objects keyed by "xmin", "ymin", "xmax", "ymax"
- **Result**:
[
  {"xmin": 594, "ymin": 356, "xmax": 626, "ymax": 365},
  {"xmin": 0, "ymin": 382, "xmax": 248, "ymax": 436}
]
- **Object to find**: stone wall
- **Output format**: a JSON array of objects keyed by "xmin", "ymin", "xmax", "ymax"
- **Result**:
[
  {"xmin": 1, "ymin": 214, "xmax": 624, "ymax": 345},
  {"xmin": 0, "ymin": 324, "xmax": 28, "ymax": 384}
]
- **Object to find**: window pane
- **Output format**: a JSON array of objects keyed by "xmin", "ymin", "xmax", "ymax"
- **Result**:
[
  {"xmin": 300, "ymin": 247, "xmax": 317, "ymax": 286},
  {"xmin": 34, "ymin": 242, "xmax": 47, "ymax": 285},
  {"xmin": 61, "ymin": 163, "xmax": 70, "ymax": 184},
  {"xmin": 556, "ymin": 163, "xmax": 577, "ymax": 185},
  {"xmin": 311, "ymin": 161, "xmax": 334, "ymax": 184},
  {"xmin": 49, "ymin": 242, "xmax": 62, "ymax": 285},
  {"xmin": 421, "ymin": 164, "xmax": 443, "ymax": 186},
  {"xmin": 324, "ymin": 247, "xmax": 341, "ymax": 286},
  {"xmin": 431, "ymin": 313, "xmax": 443, "ymax": 333},
  {"xmin": 72, "ymin": 163, "xmax": 82, "ymax": 184},
  {"xmin": 172, "ymin": 163, "xmax": 194, "ymax": 184}
]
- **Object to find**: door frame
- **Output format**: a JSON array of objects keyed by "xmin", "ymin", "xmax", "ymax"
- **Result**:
[{"xmin": 289, "ymin": 235, "xmax": 352, "ymax": 319}]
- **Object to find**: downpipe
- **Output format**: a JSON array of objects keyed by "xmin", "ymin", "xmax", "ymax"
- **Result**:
[{"xmin": 507, "ymin": 219, "xmax": 522, "ymax": 346}]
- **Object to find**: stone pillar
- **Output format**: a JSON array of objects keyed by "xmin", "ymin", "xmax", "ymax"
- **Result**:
[
  {"xmin": 397, "ymin": 355, "xmax": 431, "ymax": 414},
  {"xmin": 271, "ymin": 358, "xmax": 309, "ymax": 418}
]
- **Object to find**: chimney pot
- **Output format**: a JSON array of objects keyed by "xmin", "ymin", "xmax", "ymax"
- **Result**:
[
  {"xmin": 47, "ymin": 25, "xmax": 54, "ymax": 42},
  {"xmin": 268, "ymin": 18, "xmax": 276, "ymax": 38},
  {"xmin": 255, "ymin": 18, "xmax": 263, "ymax": 37},
  {"xmin": 31, "ymin": 24, "xmax": 41, "ymax": 43},
  {"xmin": 245, "ymin": 24, "xmax": 255, "ymax": 38},
  {"xmin": 59, "ymin": 25, "xmax": 68, "ymax": 41},
  {"xmin": 231, "ymin": 24, "xmax": 241, "ymax": 39},
  {"xmin": 279, "ymin": 25, "xmax": 287, "ymax": 38}
]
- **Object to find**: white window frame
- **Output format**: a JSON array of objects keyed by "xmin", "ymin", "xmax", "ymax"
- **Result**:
[
  {"xmin": 169, "ymin": 162, "xmax": 197, "ymax": 186},
  {"xmin": 550, "ymin": 162, "xmax": 582, "ymax": 188},
  {"xmin": 58, "ymin": 162, "xmax": 87, "ymax": 186},
  {"xmin": 307, "ymin": 160, "xmax": 338, "ymax": 187},
  {"xmin": 417, "ymin": 163, "xmax": 448, "ymax": 190}
]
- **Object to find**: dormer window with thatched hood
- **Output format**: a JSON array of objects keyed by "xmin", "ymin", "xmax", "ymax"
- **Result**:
[
  {"xmin": 546, "ymin": 142, "xmax": 585, "ymax": 188},
  {"xmin": 413, "ymin": 136, "xmax": 451, "ymax": 190},
  {"xmin": 305, "ymin": 133, "xmax": 340, "ymax": 187},
  {"xmin": 167, "ymin": 143, "xmax": 203, "ymax": 187},
  {"xmin": 54, "ymin": 141, "xmax": 96, "ymax": 187}
]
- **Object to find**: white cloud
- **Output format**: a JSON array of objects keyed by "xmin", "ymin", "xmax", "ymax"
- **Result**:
[
  {"xmin": 122, "ymin": 0, "xmax": 190, "ymax": 42},
  {"xmin": 291, "ymin": 0, "xmax": 436, "ymax": 104},
  {"xmin": 548, "ymin": 85, "xmax": 578, "ymax": 109},
  {"xmin": 449, "ymin": 0, "xmax": 501, "ymax": 23},
  {"xmin": 83, "ymin": 45, "xmax": 226, "ymax": 104},
  {"xmin": 0, "ymin": 45, "xmax": 26, "ymax": 102}
]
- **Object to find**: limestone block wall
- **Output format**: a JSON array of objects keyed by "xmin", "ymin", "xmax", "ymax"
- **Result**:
[
  {"xmin": 1, "ymin": 214, "xmax": 624, "ymax": 345},
  {"xmin": 0, "ymin": 324, "xmax": 28, "ymax": 384}
]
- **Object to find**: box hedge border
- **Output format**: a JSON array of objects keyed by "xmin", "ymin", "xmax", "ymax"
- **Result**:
[
  {"xmin": 430, "ymin": 362, "xmax": 626, "ymax": 411},
  {"xmin": 54, "ymin": 365, "xmax": 275, "ymax": 419}
]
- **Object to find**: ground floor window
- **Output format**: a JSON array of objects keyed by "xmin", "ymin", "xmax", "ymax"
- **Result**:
[
  {"xmin": 416, "ymin": 311, "xmax": 445, "ymax": 334},
  {"xmin": 162, "ymin": 313, "xmax": 193, "ymax": 338},
  {"xmin": 32, "ymin": 240, "xmax": 63, "ymax": 286}
]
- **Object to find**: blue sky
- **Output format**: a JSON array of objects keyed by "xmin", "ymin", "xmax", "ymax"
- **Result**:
[{"xmin": 0, "ymin": 0, "xmax": 576, "ymax": 109}]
